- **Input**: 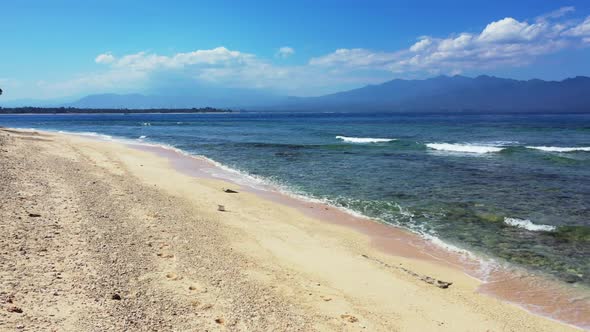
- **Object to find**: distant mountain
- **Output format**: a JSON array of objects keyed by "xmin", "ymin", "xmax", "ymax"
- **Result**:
[
  {"xmin": 272, "ymin": 75, "xmax": 590, "ymax": 112},
  {"xmin": 67, "ymin": 89, "xmax": 285, "ymax": 109},
  {"xmin": 7, "ymin": 75, "xmax": 589, "ymax": 112}
]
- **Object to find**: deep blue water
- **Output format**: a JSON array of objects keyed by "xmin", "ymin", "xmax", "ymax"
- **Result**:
[{"xmin": 2, "ymin": 112, "xmax": 589, "ymax": 284}]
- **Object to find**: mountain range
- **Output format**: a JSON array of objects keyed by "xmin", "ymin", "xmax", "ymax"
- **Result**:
[
  {"xmin": 273, "ymin": 75, "xmax": 590, "ymax": 112},
  {"xmin": 3, "ymin": 75, "xmax": 590, "ymax": 112}
]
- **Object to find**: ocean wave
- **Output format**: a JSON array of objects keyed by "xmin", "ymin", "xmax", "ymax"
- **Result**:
[
  {"xmin": 139, "ymin": 135, "xmax": 147, "ymax": 139},
  {"xmin": 526, "ymin": 146, "xmax": 590, "ymax": 153},
  {"xmin": 503, "ymin": 217, "xmax": 556, "ymax": 232},
  {"xmin": 336, "ymin": 135, "xmax": 396, "ymax": 143},
  {"xmin": 50, "ymin": 129, "xmax": 492, "ymax": 280},
  {"xmin": 7, "ymin": 127, "xmax": 40, "ymax": 132},
  {"xmin": 489, "ymin": 141, "xmax": 520, "ymax": 146},
  {"xmin": 234, "ymin": 142, "xmax": 308, "ymax": 149},
  {"xmin": 426, "ymin": 143, "xmax": 504, "ymax": 154},
  {"xmin": 57, "ymin": 130, "xmax": 114, "ymax": 141}
]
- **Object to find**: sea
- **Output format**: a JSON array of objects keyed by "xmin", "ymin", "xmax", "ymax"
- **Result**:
[{"xmin": 1, "ymin": 111, "xmax": 589, "ymax": 287}]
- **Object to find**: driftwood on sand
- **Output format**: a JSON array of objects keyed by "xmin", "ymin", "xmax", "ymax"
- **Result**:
[{"xmin": 361, "ymin": 254, "xmax": 453, "ymax": 289}]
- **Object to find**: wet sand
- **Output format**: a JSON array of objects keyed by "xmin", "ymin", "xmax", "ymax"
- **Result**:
[{"xmin": 1, "ymin": 128, "xmax": 587, "ymax": 331}]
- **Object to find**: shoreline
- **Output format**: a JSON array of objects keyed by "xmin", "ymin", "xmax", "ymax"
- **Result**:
[
  {"xmin": 0, "ymin": 112, "xmax": 234, "ymax": 116},
  {"xmin": 2, "ymin": 127, "xmax": 588, "ymax": 331},
  {"xmin": 131, "ymin": 136, "xmax": 590, "ymax": 330}
]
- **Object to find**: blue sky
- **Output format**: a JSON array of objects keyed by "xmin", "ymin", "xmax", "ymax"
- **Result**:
[{"xmin": 1, "ymin": 0, "xmax": 590, "ymax": 100}]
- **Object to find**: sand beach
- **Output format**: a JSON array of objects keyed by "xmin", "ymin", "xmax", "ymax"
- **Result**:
[{"xmin": 0, "ymin": 128, "xmax": 585, "ymax": 331}]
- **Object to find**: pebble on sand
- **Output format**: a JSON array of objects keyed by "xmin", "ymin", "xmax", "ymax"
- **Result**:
[
  {"xmin": 6, "ymin": 306, "xmax": 23, "ymax": 313},
  {"xmin": 341, "ymin": 314, "xmax": 358, "ymax": 323}
]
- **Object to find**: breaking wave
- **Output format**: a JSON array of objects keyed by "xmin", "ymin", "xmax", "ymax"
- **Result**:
[
  {"xmin": 336, "ymin": 136, "xmax": 396, "ymax": 143},
  {"xmin": 426, "ymin": 143, "xmax": 505, "ymax": 154},
  {"xmin": 57, "ymin": 130, "xmax": 114, "ymax": 141},
  {"xmin": 526, "ymin": 146, "xmax": 590, "ymax": 153},
  {"xmin": 503, "ymin": 217, "xmax": 556, "ymax": 232}
]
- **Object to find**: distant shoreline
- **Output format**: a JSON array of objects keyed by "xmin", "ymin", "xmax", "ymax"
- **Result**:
[
  {"xmin": 0, "ymin": 112, "xmax": 235, "ymax": 116},
  {"xmin": 1, "ymin": 108, "xmax": 588, "ymax": 116},
  {"xmin": 0, "ymin": 107, "xmax": 232, "ymax": 114}
]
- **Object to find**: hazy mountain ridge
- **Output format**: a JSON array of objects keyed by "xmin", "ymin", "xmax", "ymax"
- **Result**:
[
  {"xmin": 275, "ymin": 75, "xmax": 590, "ymax": 112},
  {"xmin": 65, "ymin": 88, "xmax": 286, "ymax": 109},
  {"xmin": 3, "ymin": 75, "xmax": 589, "ymax": 112}
]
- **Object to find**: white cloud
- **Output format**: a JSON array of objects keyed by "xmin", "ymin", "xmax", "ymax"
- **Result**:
[
  {"xmin": 564, "ymin": 16, "xmax": 590, "ymax": 36},
  {"xmin": 27, "ymin": 8, "xmax": 590, "ymax": 99},
  {"xmin": 106, "ymin": 47, "xmax": 255, "ymax": 71},
  {"xmin": 537, "ymin": 6, "xmax": 575, "ymax": 20},
  {"xmin": 38, "ymin": 46, "xmax": 371, "ymax": 97},
  {"xmin": 309, "ymin": 48, "xmax": 401, "ymax": 67},
  {"xmin": 310, "ymin": 8, "xmax": 589, "ymax": 76},
  {"xmin": 410, "ymin": 37, "xmax": 433, "ymax": 52},
  {"xmin": 36, "ymin": 69, "xmax": 148, "ymax": 98},
  {"xmin": 478, "ymin": 17, "xmax": 546, "ymax": 43},
  {"xmin": 439, "ymin": 33, "xmax": 474, "ymax": 51},
  {"xmin": 95, "ymin": 53, "xmax": 115, "ymax": 64},
  {"xmin": 276, "ymin": 46, "xmax": 295, "ymax": 58}
]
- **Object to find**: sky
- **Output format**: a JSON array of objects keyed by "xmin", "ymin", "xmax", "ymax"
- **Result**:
[{"xmin": 1, "ymin": 0, "xmax": 590, "ymax": 101}]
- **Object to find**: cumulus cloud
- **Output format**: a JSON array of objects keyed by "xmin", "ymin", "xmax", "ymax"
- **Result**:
[
  {"xmin": 33, "ymin": 7, "xmax": 590, "ymax": 98},
  {"xmin": 276, "ymin": 46, "xmax": 295, "ymax": 58},
  {"xmin": 310, "ymin": 7, "xmax": 589, "ymax": 75},
  {"xmin": 564, "ymin": 16, "xmax": 590, "ymax": 36},
  {"xmin": 477, "ymin": 17, "xmax": 545, "ymax": 42},
  {"xmin": 42, "ymin": 46, "xmax": 366, "ymax": 97},
  {"xmin": 101, "ymin": 47, "xmax": 255, "ymax": 70},
  {"xmin": 409, "ymin": 37, "xmax": 433, "ymax": 52},
  {"xmin": 95, "ymin": 53, "xmax": 115, "ymax": 64}
]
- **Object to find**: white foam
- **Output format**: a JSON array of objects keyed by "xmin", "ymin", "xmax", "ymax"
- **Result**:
[
  {"xmin": 139, "ymin": 135, "xmax": 147, "ymax": 139},
  {"xmin": 336, "ymin": 136, "xmax": 396, "ymax": 143},
  {"xmin": 526, "ymin": 146, "xmax": 590, "ymax": 153},
  {"xmin": 426, "ymin": 143, "xmax": 504, "ymax": 154},
  {"xmin": 57, "ymin": 130, "xmax": 114, "ymax": 141},
  {"xmin": 504, "ymin": 217, "xmax": 556, "ymax": 232},
  {"xmin": 8, "ymin": 127, "xmax": 39, "ymax": 132},
  {"xmin": 490, "ymin": 141, "xmax": 520, "ymax": 146},
  {"xmin": 50, "ymin": 128, "xmax": 498, "ymax": 280},
  {"xmin": 422, "ymin": 233, "xmax": 478, "ymax": 257}
]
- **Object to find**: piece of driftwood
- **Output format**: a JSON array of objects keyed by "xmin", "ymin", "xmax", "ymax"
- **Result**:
[
  {"xmin": 361, "ymin": 254, "xmax": 452, "ymax": 289},
  {"xmin": 223, "ymin": 189, "xmax": 239, "ymax": 193}
]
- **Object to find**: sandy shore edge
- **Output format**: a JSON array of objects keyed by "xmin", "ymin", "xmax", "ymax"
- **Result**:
[{"xmin": 1, "ymin": 128, "xmax": 585, "ymax": 331}]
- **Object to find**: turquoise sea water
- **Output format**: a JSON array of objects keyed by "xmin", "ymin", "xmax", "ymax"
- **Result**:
[{"xmin": 1, "ymin": 112, "xmax": 589, "ymax": 285}]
